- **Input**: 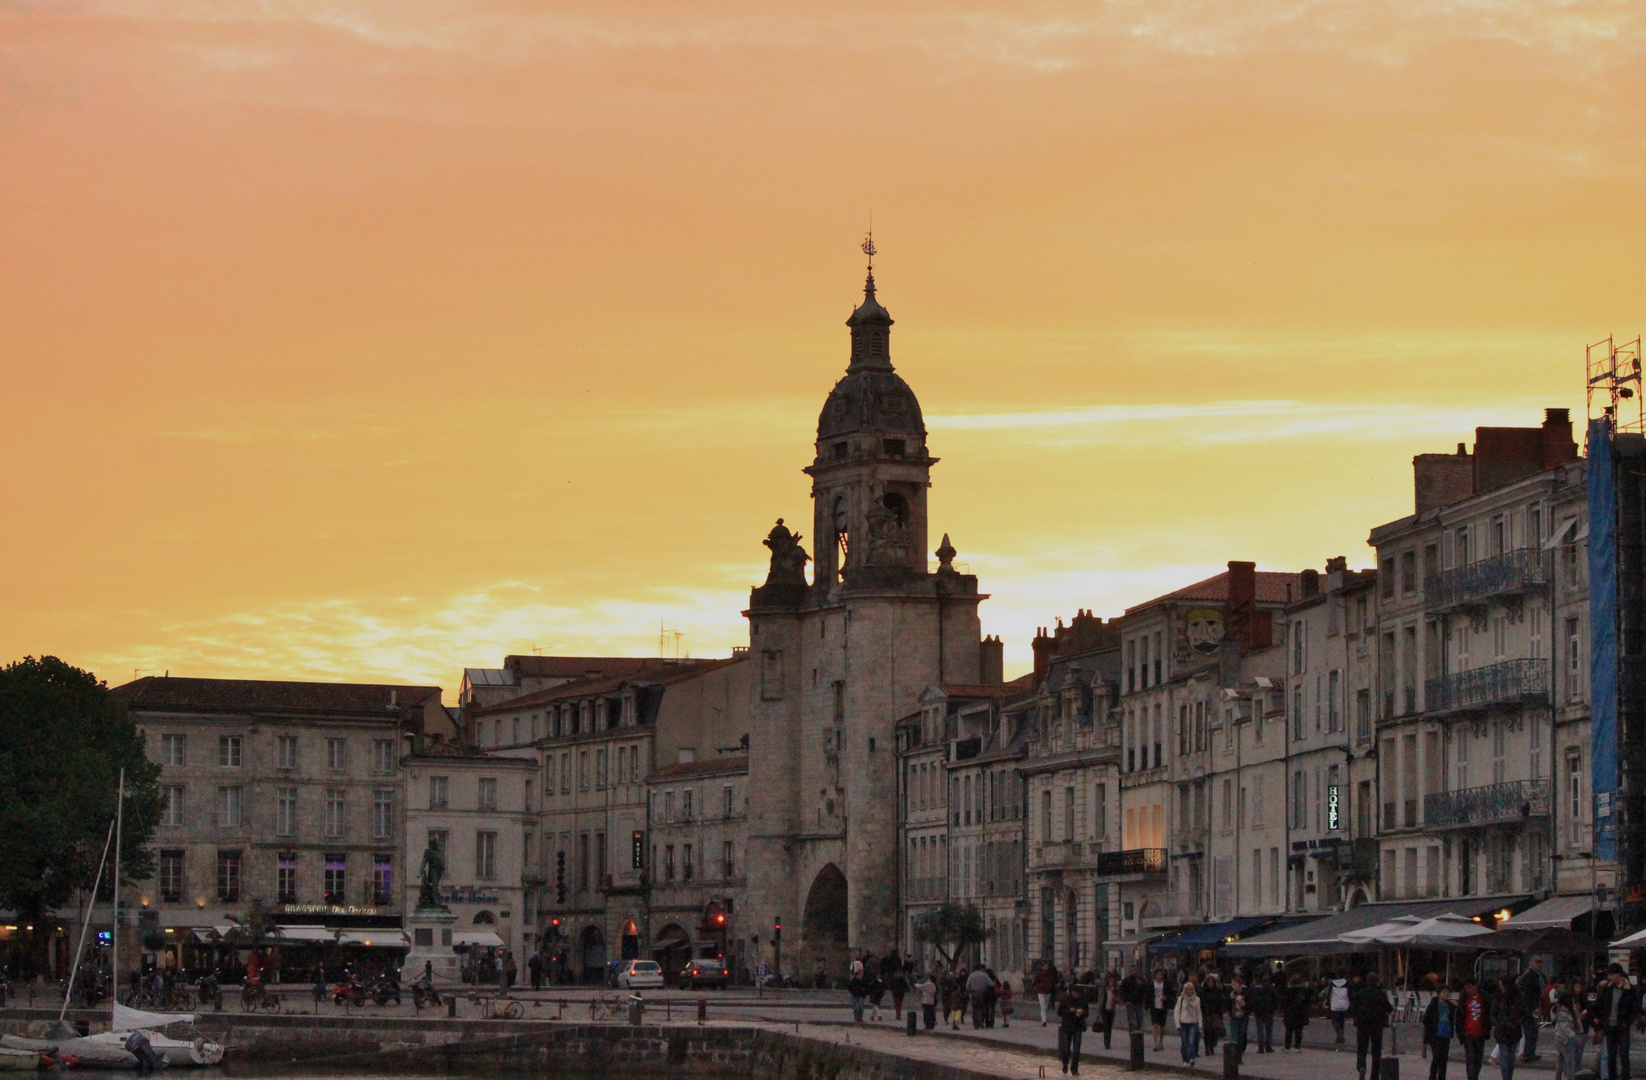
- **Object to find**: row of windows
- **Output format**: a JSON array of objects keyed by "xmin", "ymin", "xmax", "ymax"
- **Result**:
[
  {"xmin": 161, "ymin": 784, "xmax": 394, "ymax": 839},
  {"xmin": 157, "ymin": 734, "xmax": 394, "ymax": 774},
  {"xmin": 651, "ymin": 784, "xmax": 738, "ymax": 823},
  {"xmin": 919, "ymin": 768, "xmax": 1022, "ymax": 825},
  {"xmin": 157, "ymin": 849, "xmax": 392, "ymax": 905},
  {"xmin": 1125, "ymin": 630, "xmax": 1166, "ymax": 693},
  {"xmin": 546, "ymin": 745, "xmax": 646, "ymax": 796},
  {"xmin": 426, "ymin": 775, "xmax": 500, "ymax": 811},
  {"xmin": 651, "ymin": 841, "xmax": 738, "ymax": 883}
]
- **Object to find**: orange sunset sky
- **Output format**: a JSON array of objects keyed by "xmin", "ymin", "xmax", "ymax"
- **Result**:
[{"xmin": 4, "ymin": 1, "xmax": 1644, "ymax": 695}]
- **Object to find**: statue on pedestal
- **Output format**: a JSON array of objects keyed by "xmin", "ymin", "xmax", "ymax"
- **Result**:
[{"xmin": 416, "ymin": 840, "xmax": 446, "ymax": 910}]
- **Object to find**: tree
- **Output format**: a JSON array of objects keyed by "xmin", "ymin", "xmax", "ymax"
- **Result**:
[
  {"xmin": 912, "ymin": 902, "xmax": 991, "ymax": 965},
  {"xmin": 0, "ymin": 657, "xmax": 162, "ymax": 965}
]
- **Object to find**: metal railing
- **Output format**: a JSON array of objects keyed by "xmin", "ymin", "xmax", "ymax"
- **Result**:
[
  {"xmin": 1095, "ymin": 848, "xmax": 1167, "ymax": 876},
  {"xmin": 1425, "ymin": 658, "xmax": 1550, "ymax": 714},
  {"xmin": 1425, "ymin": 549, "xmax": 1550, "ymax": 610},
  {"xmin": 1424, "ymin": 779, "xmax": 1551, "ymax": 829}
]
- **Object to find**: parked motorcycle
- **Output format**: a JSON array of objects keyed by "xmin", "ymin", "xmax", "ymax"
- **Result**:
[
  {"xmin": 411, "ymin": 973, "xmax": 443, "ymax": 1011},
  {"xmin": 371, "ymin": 973, "xmax": 401, "ymax": 1006},
  {"xmin": 330, "ymin": 971, "xmax": 365, "ymax": 1007}
]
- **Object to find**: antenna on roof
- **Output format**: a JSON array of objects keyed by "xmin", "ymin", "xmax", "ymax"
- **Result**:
[{"xmin": 659, "ymin": 621, "xmax": 684, "ymax": 661}]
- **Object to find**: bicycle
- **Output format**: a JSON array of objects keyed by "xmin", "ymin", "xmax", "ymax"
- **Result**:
[
  {"xmin": 475, "ymin": 994, "xmax": 524, "ymax": 1019},
  {"xmin": 240, "ymin": 983, "xmax": 281, "ymax": 1013},
  {"xmin": 588, "ymin": 996, "xmax": 623, "ymax": 1021}
]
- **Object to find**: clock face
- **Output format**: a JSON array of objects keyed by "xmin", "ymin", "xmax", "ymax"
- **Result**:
[{"xmin": 832, "ymin": 494, "xmax": 849, "ymax": 532}]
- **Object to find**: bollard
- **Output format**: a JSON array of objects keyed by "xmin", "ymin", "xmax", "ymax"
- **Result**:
[
  {"xmin": 1129, "ymin": 1030, "xmax": 1146, "ymax": 1071},
  {"xmin": 447, "ymin": 995, "xmax": 456, "ymax": 1018},
  {"xmin": 907, "ymin": 1010, "xmax": 917, "ymax": 1036},
  {"xmin": 697, "ymin": 998, "xmax": 707, "ymax": 1025},
  {"xmin": 628, "ymin": 994, "xmax": 644, "ymax": 1026},
  {"xmin": 1390, "ymin": 1025, "xmax": 1400, "ymax": 1056},
  {"xmin": 1379, "ymin": 1058, "xmax": 1400, "ymax": 1080},
  {"xmin": 1224, "ymin": 1041, "xmax": 1241, "ymax": 1080}
]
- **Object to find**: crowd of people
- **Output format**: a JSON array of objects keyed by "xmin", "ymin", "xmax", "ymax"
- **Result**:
[{"xmin": 836, "ymin": 953, "xmax": 1646, "ymax": 1080}]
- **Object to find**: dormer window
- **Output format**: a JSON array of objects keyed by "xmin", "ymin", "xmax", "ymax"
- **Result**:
[
  {"xmin": 883, "ymin": 439, "xmax": 905, "ymax": 457},
  {"xmin": 884, "ymin": 394, "xmax": 906, "ymax": 416},
  {"xmin": 833, "ymin": 442, "xmax": 848, "ymax": 462}
]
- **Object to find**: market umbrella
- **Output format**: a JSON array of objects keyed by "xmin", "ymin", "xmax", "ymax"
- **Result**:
[
  {"xmin": 1388, "ymin": 914, "xmax": 1497, "ymax": 948},
  {"xmin": 1338, "ymin": 915, "xmax": 1426, "ymax": 946},
  {"xmin": 1423, "ymin": 927, "xmax": 1610, "ymax": 955}
]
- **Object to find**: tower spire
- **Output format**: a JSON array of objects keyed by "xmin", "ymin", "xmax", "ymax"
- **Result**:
[{"xmin": 860, "ymin": 229, "xmax": 877, "ymax": 298}]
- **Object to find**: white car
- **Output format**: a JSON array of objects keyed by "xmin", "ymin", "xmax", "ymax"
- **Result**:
[{"xmin": 616, "ymin": 960, "xmax": 665, "ymax": 989}]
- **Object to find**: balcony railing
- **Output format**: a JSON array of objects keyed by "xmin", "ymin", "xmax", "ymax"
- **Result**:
[
  {"xmin": 1425, "ymin": 658, "xmax": 1550, "ymax": 715},
  {"xmin": 1424, "ymin": 779, "xmax": 1550, "ymax": 829},
  {"xmin": 1425, "ymin": 549, "xmax": 1550, "ymax": 610},
  {"xmin": 1095, "ymin": 848, "xmax": 1167, "ymax": 876}
]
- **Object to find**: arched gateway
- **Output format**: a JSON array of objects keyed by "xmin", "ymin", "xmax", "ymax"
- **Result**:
[{"xmin": 801, "ymin": 864, "xmax": 850, "ymax": 983}]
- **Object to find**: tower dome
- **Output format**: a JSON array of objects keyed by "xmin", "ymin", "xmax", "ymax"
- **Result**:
[{"xmin": 816, "ymin": 272, "xmax": 926, "ymax": 444}]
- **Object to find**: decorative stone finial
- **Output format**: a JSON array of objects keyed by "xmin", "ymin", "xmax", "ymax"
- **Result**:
[{"xmin": 936, "ymin": 533, "xmax": 957, "ymax": 571}]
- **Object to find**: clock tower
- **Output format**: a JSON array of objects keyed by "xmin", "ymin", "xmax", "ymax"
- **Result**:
[{"xmin": 745, "ymin": 245, "xmax": 987, "ymax": 977}]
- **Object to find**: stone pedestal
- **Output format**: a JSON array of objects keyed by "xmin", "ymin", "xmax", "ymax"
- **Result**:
[{"xmin": 401, "ymin": 906, "xmax": 459, "ymax": 985}]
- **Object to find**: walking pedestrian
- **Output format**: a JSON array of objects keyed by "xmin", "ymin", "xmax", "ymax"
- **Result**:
[
  {"xmin": 916, "ymin": 967, "xmax": 938, "ymax": 1031},
  {"xmin": 967, "ymin": 965, "xmax": 992, "ymax": 1030},
  {"xmin": 848, "ymin": 961, "xmax": 868, "ymax": 1024},
  {"xmin": 1460, "ymin": 979, "xmax": 1490, "ymax": 1080},
  {"xmin": 1120, "ymin": 965, "xmax": 1149, "ymax": 1035},
  {"xmin": 869, "ymin": 966, "xmax": 886, "ymax": 1023},
  {"xmin": 1283, "ymin": 972, "xmax": 1312, "ymax": 1052},
  {"xmin": 1201, "ymin": 973, "xmax": 1227, "ymax": 1057},
  {"xmin": 1355, "ymin": 972, "xmax": 1395, "ymax": 1080},
  {"xmin": 1551, "ymin": 991, "xmax": 1582, "ymax": 1080},
  {"xmin": 883, "ymin": 949, "xmax": 908, "ymax": 1021},
  {"xmin": 1151, "ymin": 968, "xmax": 1172, "ymax": 1052},
  {"xmin": 1058, "ymin": 981, "xmax": 1091, "ymax": 1075},
  {"xmin": 1518, "ymin": 959, "xmax": 1547, "ymax": 1064},
  {"xmin": 1492, "ymin": 975, "xmax": 1528, "ymax": 1080},
  {"xmin": 1423, "ymin": 985, "xmax": 1458, "ymax": 1080},
  {"xmin": 1596, "ymin": 963, "xmax": 1639, "ymax": 1080},
  {"xmin": 1176, "ymin": 979, "xmax": 1204, "ymax": 1066},
  {"xmin": 527, "ymin": 951, "xmax": 543, "ymax": 992},
  {"xmin": 1330, "ymin": 973, "xmax": 1353, "ymax": 1048},
  {"xmin": 1228, "ymin": 973, "xmax": 1250, "ymax": 1063},
  {"xmin": 1249, "ymin": 970, "xmax": 1278, "ymax": 1054},
  {"xmin": 1097, "ymin": 972, "xmax": 1118, "ymax": 1049},
  {"xmin": 998, "ymin": 977, "xmax": 1014, "ymax": 1028},
  {"xmin": 1034, "ymin": 963, "xmax": 1058, "ymax": 1027}
]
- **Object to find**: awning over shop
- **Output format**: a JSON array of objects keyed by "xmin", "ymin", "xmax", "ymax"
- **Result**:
[
  {"xmin": 272, "ymin": 926, "xmax": 335, "ymax": 942},
  {"xmin": 336, "ymin": 931, "xmax": 406, "ymax": 948},
  {"xmin": 453, "ymin": 931, "xmax": 504, "ymax": 948},
  {"xmin": 1502, "ymin": 895, "xmax": 1595, "ymax": 931},
  {"xmin": 1149, "ymin": 917, "xmax": 1277, "ymax": 955},
  {"xmin": 190, "ymin": 929, "xmax": 217, "ymax": 944},
  {"xmin": 1222, "ymin": 895, "xmax": 1532, "ymax": 957}
]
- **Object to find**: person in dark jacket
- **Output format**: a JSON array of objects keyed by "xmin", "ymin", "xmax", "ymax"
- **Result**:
[
  {"xmin": 1423, "ymin": 986, "xmax": 1459, "ymax": 1080},
  {"xmin": 1492, "ymin": 975, "xmax": 1528, "ymax": 1080},
  {"xmin": 1201, "ymin": 974, "xmax": 1227, "ymax": 1057},
  {"xmin": 1354, "ymin": 973, "xmax": 1395, "ymax": 1080},
  {"xmin": 1518, "ymin": 958, "xmax": 1546, "ymax": 1063},
  {"xmin": 1247, "ymin": 971, "xmax": 1278, "ymax": 1054},
  {"xmin": 1119, "ymin": 966, "xmax": 1149, "ymax": 1033},
  {"xmin": 1227, "ymin": 973, "xmax": 1251, "ymax": 1063},
  {"xmin": 1058, "ymin": 982, "xmax": 1091, "ymax": 1075},
  {"xmin": 1282, "ymin": 972, "xmax": 1312, "ymax": 1052},
  {"xmin": 1596, "ymin": 964, "xmax": 1641, "ymax": 1080}
]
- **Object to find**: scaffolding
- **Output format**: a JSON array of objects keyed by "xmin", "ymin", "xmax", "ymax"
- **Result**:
[{"xmin": 1587, "ymin": 335, "xmax": 1644, "ymax": 432}]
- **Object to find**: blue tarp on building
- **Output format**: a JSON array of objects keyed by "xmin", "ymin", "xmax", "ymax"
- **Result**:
[{"xmin": 1589, "ymin": 416, "xmax": 1619, "ymax": 863}]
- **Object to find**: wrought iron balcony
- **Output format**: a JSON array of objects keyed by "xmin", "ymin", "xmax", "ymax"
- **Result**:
[
  {"xmin": 1425, "ymin": 549, "xmax": 1550, "ymax": 611},
  {"xmin": 1424, "ymin": 779, "xmax": 1550, "ymax": 830},
  {"xmin": 1425, "ymin": 658, "xmax": 1549, "ymax": 715},
  {"xmin": 1095, "ymin": 848, "xmax": 1167, "ymax": 877}
]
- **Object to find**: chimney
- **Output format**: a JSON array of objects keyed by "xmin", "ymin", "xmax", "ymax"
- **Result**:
[
  {"xmin": 1227, "ymin": 561, "xmax": 1256, "ymax": 650},
  {"xmin": 979, "ymin": 635, "xmax": 1004, "ymax": 686},
  {"xmin": 1300, "ymin": 568, "xmax": 1320, "ymax": 598},
  {"xmin": 1031, "ymin": 627, "xmax": 1055, "ymax": 690},
  {"xmin": 1542, "ymin": 407, "xmax": 1578, "ymax": 470},
  {"xmin": 1414, "ymin": 450, "xmax": 1474, "ymax": 513}
]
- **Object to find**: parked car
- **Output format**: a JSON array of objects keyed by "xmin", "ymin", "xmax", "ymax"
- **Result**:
[
  {"xmin": 678, "ymin": 959, "xmax": 729, "ymax": 990},
  {"xmin": 616, "ymin": 960, "xmax": 665, "ymax": 989}
]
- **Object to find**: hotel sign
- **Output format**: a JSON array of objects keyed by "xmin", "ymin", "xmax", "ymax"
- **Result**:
[{"xmin": 1327, "ymin": 785, "xmax": 1340, "ymax": 831}]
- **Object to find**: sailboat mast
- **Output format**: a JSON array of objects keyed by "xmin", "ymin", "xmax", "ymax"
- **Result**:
[{"xmin": 111, "ymin": 767, "xmax": 124, "ymax": 1023}]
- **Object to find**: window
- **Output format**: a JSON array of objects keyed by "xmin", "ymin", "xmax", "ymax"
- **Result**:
[
  {"xmin": 578, "ymin": 752, "xmax": 589, "ymax": 791},
  {"xmin": 278, "ymin": 735, "xmax": 299, "ymax": 769},
  {"xmin": 1401, "ymin": 550, "xmax": 1416, "ymax": 594},
  {"xmin": 1328, "ymin": 670, "xmax": 1341, "ymax": 732},
  {"xmin": 1292, "ymin": 770, "xmax": 1305, "ymax": 829},
  {"xmin": 373, "ymin": 854, "xmax": 392, "ymax": 904},
  {"xmin": 682, "ymin": 788, "xmax": 694, "ymax": 821},
  {"xmin": 1040, "ymin": 790, "xmax": 1052, "ymax": 842},
  {"xmin": 664, "ymin": 844, "xmax": 676, "ymax": 882},
  {"xmin": 277, "ymin": 853, "xmax": 297, "ymax": 903},
  {"xmin": 323, "ymin": 788, "xmax": 345, "ymax": 838},
  {"xmin": 1530, "ymin": 716, "xmax": 1543, "ymax": 781},
  {"xmin": 1293, "ymin": 622, "xmax": 1307, "ymax": 674},
  {"xmin": 326, "ymin": 738, "xmax": 345, "ymax": 772},
  {"xmin": 1095, "ymin": 784, "xmax": 1107, "ymax": 838},
  {"xmin": 1381, "ymin": 558, "xmax": 1395, "ymax": 598},
  {"xmin": 1356, "ymin": 689, "xmax": 1372, "ymax": 742},
  {"xmin": 373, "ymin": 739, "xmax": 395, "ymax": 775},
  {"xmin": 429, "ymin": 775, "xmax": 449, "ymax": 809},
  {"xmin": 1457, "ymin": 731, "xmax": 1469, "ymax": 791},
  {"xmin": 161, "ymin": 734, "xmax": 186, "ymax": 767},
  {"xmin": 216, "ymin": 851, "xmax": 241, "ymax": 901},
  {"xmin": 276, "ymin": 787, "xmax": 297, "ymax": 837},
  {"xmin": 512, "ymin": 717, "xmax": 520, "ymax": 744},
  {"xmin": 1567, "ymin": 618, "xmax": 1583, "ymax": 700},
  {"xmin": 683, "ymin": 843, "xmax": 694, "ymax": 881},
  {"xmin": 723, "ymin": 840, "xmax": 735, "ymax": 879},
  {"xmin": 372, "ymin": 788, "xmax": 394, "ymax": 839},
  {"xmin": 323, "ymin": 854, "xmax": 346, "ymax": 903},
  {"xmin": 476, "ymin": 831, "xmax": 497, "ymax": 880},
  {"xmin": 1221, "ymin": 778, "xmax": 1234, "ymax": 833},
  {"xmin": 478, "ymin": 777, "xmax": 498, "ymax": 811},
  {"xmin": 218, "ymin": 736, "xmax": 241, "ymax": 768},
  {"xmin": 217, "ymin": 785, "xmax": 242, "ymax": 828},
  {"xmin": 1292, "ymin": 685, "xmax": 1305, "ymax": 740},
  {"xmin": 160, "ymin": 851, "xmax": 184, "ymax": 903},
  {"xmin": 1568, "ymin": 752, "xmax": 1584, "ymax": 842},
  {"xmin": 595, "ymin": 748, "xmax": 607, "ymax": 788},
  {"xmin": 560, "ymin": 754, "xmax": 570, "ymax": 793},
  {"xmin": 162, "ymin": 785, "xmax": 185, "ymax": 827},
  {"xmin": 723, "ymin": 785, "xmax": 735, "ymax": 819},
  {"xmin": 1492, "ymin": 722, "xmax": 1507, "ymax": 785},
  {"xmin": 1531, "ymin": 604, "xmax": 1545, "ymax": 660}
]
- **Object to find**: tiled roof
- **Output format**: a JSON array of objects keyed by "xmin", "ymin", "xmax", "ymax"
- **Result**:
[
  {"xmin": 648, "ymin": 755, "xmax": 749, "ymax": 781},
  {"xmin": 504, "ymin": 655, "xmax": 677, "ymax": 680},
  {"xmin": 1125, "ymin": 570, "xmax": 1303, "ymax": 614},
  {"xmin": 472, "ymin": 657, "xmax": 744, "ymax": 715},
  {"xmin": 414, "ymin": 740, "xmax": 492, "ymax": 759},
  {"xmin": 112, "ymin": 677, "xmax": 441, "ymax": 717}
]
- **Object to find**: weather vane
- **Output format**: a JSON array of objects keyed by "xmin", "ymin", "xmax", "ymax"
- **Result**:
[{"xmin": 861, "ymin": 230, "xmax": 876, "ymax": 272}]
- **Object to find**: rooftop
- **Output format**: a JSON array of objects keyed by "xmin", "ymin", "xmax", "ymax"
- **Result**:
[
  {"xmin": 470, "ymin": 656, "xmax": 744, "ymax": 715},
  {"xmin": 648, "ymin": 755, "xmax": 750, "ymax": 781},
  {"xmin": 1126, "ymin": 569, "xmax": 1304, "ymax": 614},
  {"xmin": 113, "ymin": 676, "xmax": 442, "ymax": 717}
]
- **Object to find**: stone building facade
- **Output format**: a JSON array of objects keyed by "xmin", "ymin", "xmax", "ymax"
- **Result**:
[
  {"xmin": 744, "ymin": 266, "xmax": 992, "ymax": 980},
  {"xmin": 644, "ymin": 755, "xmax": 749, "ymax": 978},
  {"xmin": 113, "ymin": 677, "xmax": 452, "ymax": 958}
]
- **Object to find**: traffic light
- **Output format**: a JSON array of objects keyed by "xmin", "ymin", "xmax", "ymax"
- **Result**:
[
  {"xmin": 773, "ymin": 917, "xmax": 782, "ymax": 939},
  {"xmin": 556, "ymin": 851, "xmax": 567, "ymax": 903}
]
